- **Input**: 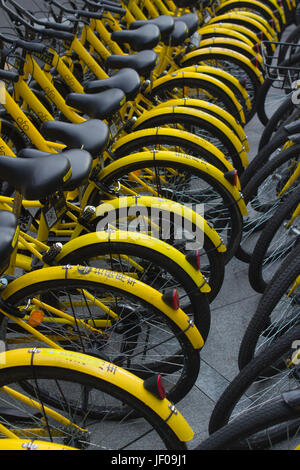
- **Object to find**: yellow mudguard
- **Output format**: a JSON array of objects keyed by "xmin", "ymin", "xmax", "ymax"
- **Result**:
[
  {"xmin": 56, "ymin": 230, "xmax": 211, "ymax": 293},
  {"xmin": 96, "ymin": 151, "xmax": 248, "ymax": 215},
  {"xmin": 132, "ymin": 105, "xmax": 249, "ymax": 169},
  {"xmin": 2, "ymin": 265, "xmax": 204, "ymax": 350},
  {"xmin": 0, "ymin": 347, "xmax": 194, "ymax": 442},
  {"xmin": 111, "ymin": 127, "xmax": 236, "ymax": 172}
]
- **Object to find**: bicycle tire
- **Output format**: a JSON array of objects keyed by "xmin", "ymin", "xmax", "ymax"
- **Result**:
[
  {"xmin": 112, "ymin": 126, "xmax": 245, "ymax": 175},
  {"xmin": 197, "ymin": 394, "xmax": 300, "ymax": 450},
  {"xmin": 248, "ymin": 186, "xmax": 300, "ymax": 293},
  {"xmin": 0, "ymin": 354, "xmax": 187, "ymax": 449},
  {"xmin": 1, "ymin": 270, "xmax": 201, "ymax": 404},
  {"xmin": 256, "ymin": 52, "xmax": 300, "ymax": 126},
  {"xmin": 214, "ymin": 0, "xmax": 283, "ymax": 34},
  {"xmin": 149, "ymin": 74, "xmax": 243, "ymax": 124},
  {"xmin": 180, "ymin": 49, "xmax": 263, "ymax": 117},
  {"xmin": 132, "ymin": 107, "xmax": 247, "ymax": 173},
  {"xmin": 237, "ymin": 143, "xmax": 300, "ymax": 262},
  {"xmin": 88, "ymin": 153, "xmax": 244, "ymax": 262},
  {"xmin": 238, "ymin": 243, "xmax": 300, "ymax": 369},
  {"xmin": 258, "ymin": 94, "xmax": 299, "ymax": 151},
  {"xmin": 208, "ymin": 321, "xmax": 300, "ymax": 437},
  {"xmin": 57, "ymin": 240, "xmax": 213, "ymax": 335}
]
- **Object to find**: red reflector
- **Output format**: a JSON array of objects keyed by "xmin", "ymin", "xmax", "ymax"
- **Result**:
[
  {"xmin": 234, "ymin": 169, "xmax": 238, "ymax": 187},
  {"xmin": 143, "ymin": 374, "xmax": 166, "ymax": 400},
  {"xmin": 157, "ymin": 374, "xmax": 166, "ymax": 399},
  {"xmin": 162, "ymin": 288, "xmax": 180, "ymax": 310},
  {"xmin": 172, "ymin": 289, "xmax": 180, "ymax": 310},
  {"xmin": 196, "ymin": 249, "xmax": 200, "ymax": 270}
]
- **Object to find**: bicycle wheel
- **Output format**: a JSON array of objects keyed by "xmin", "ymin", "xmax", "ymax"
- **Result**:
[
  {"xmin": 214, "ymin": 0, "xmax": 283, "ymax": 34},
  {"xmin": 132, "ymin": 106, "xmax": 248, "ymax": 174},
  {"xmin": 258, "ymin": 94, "xmax": 300, "ymax": 151},
  {"xmin": 238, "ymin": 243, "xmax": 300, "ymax": 369},
  {"xmin": 248, "ymin": 186, "xmax": 300, "ymax": 293},
  {"xmin": 57, "ymin": 236, "xmax": 213, "ymax": 335},
  {"xmin": 197, "ymin": 393, "xmax": 300, "ymax": 450},
  {"xmin": 180, "ymin": 48, "xmax": 263, "ymax": 117},
  {"xmin": 236, "ymin": 144, "xmax": 300, "ymax": 262},
  {"xmin": 1, "ymin": 268, "xmax": 201, "ymax": 404},
  {"xmin": 88, "ymin": 151, "xmax": 245, "ymax": 262},
  {"xmin": 208, "ymin": 321, "xmax": 300, "ymax": 439},
  {"xmin": 111, "ymin": 127, "xmax": 238, "ymax": 173},
  {"xmin": 0, "ymin": 349, "xmax": 188, "ymax": 449},
  {"xmin": 149, "ymin": 73, "xmax": 244, "ymax": 124}
]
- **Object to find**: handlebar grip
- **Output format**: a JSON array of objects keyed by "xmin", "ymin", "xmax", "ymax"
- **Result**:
[
  {"xmin": 16, "ymin": 40, "xmax": 48, "ymax": 53},
  {"xmin": 0, "ymin": 69, "xmax": 19, "ymax": 82}
]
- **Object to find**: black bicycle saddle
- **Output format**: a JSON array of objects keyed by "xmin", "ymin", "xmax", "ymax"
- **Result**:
[
  {"xmin": 174, "ymin": 13, "xmax": 199, "ymax": 36},
  {"xmin": 18, "ymin": 148, "xmax": 93, "ymax": 192},
  {"xmin": 111, "ymin": 24, "xmax": 161, "ymax": 51},
  {"xmin": 41, "ymin": 120, "xmax": 109, "ymax": 159},
  {"xmin": 84, "ymin": 68, "xmax": 141, "ymax": 102},
  {"xmin": 130, "ymin": 15, "xmax": 175, "ymax": 43},
  {"xmin": 105, "ymin": 51, "xmax": 158, "ymax": 78},
  {"xmin": 66, "ymin": 88, "xmax": 125, "ymax": 120},
  {"xmin": 0, "ymin": 154, "xmax": 71, "ymax": 200}
]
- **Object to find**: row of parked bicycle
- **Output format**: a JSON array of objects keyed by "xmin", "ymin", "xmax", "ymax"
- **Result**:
[{"xmin": 0, "ymin": 0, "xmax": 297, "ymax": 451}]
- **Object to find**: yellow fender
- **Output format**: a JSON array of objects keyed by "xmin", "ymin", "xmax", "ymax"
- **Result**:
[
  {"xmin": 214, "ymin": 0, "xmax": 282, "ymax": 31},
  {"xmin": 153, "ymin": 95, "xmax": 249, "ymax": 152},
  {"xmin": 178, "ymin": 64, "xmax": 252, "ymax": 122},
  {"xmin": 55, "ymin": 230, "xmax": 211, "ymax": 293},
  {"xmin": 233, "ymin": 11, "xmax": 278, "ymax": 39},
  {"xmin": 96, "ymin": 152, "xmax": 248, "ymax": 216},
  {"xmin": 2, "ymin": 265, "xmax": 204, "ymax": 350},
  {"xmin": 147, "ymin": 70, "xmax": 245, "ymax": 124},
  {"xmin": 197, "ymin": 24, "xmax": 257, "ymax": 48},
  {"xmin": 198, "ymin": 21, "xmax": 276, "ymax": 52},
  {"xmin": 88, "ymin": 194, "xmax": 228, "ymax": 253},
  {"xmin": 195, "ymin": 37, "xmax": 264, "ymax": 68},
  {"xmin": 180, "ymin": 48, "xmax": 264, "ymax": 85},
  {"xmin": 0, "ymin": 439, "xmax": 78, "ymax": 450},
  {"xmin": 206, "ymin": 12, "xmax": 277, "ymax": 42},
  {"xmin": 0, "ymin": 347, "xmax": 194, "ymax": 442},
  {"xmin": 131, "ymin": 105, "xmax": 249, "ymax": 169},
  {"xmin": 111, "ymin": 127, "xmax": 237, "ymax": 173}
]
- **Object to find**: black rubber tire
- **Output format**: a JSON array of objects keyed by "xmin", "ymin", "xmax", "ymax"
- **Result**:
[
  {"xmin": 215, "ymin": 1, "xmax": 284, "ymax": 34},
  {"xmin": 0, "ymin": 363, "xmax": 187, "ymax": 449},
  {"xmin": 149, "ymin": 76, "xmax": 242, "ymax": 124},
  {"xmin": 208, "ymin": 321, "xmax": 300, "ymax": 436},
  {"xmin": 258, "ymin": 95, "xmax": 299, "ymax": 151},
  {"xmin": 89, "ymin": 157, "xmax": 244, "ymax": 262},
  {"xmin": 248, "ymin": 186, "xmax": 300, "ymax": 293},
  {"xmin": 240, "ymin": 132, "xmax": 297, "ymax": 189},
  {"xmin": 133, "ymin": 110, "xmax": 245, "ymax": 173},
  {"xmin": 112, "ymin": 129, "xmax": 244, "ymax": 175},
  {"xmin": 180, "ymin": 51, "xmax": 262, "ymax": 119},
  {"xmin": 237, "ymin": 143, "xmax": 300, "ymax": 262},
  {"xmin": 58, "ymin": 241, "xmax": 213, "ymax": 336},
  {"xmin": 197, "ymin": 395, "xmax": 300, "ymax": 449},
  {"xmin": 256, "ymin": 52, "xmax": 300, "ymax": 125},
  {"xmin": 238, "ymin": 243, "xmax": 300, "ymax": 369},
  {"xmin": 3, "ymin": 277, "xmax": 201, "ymax": 405}
]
